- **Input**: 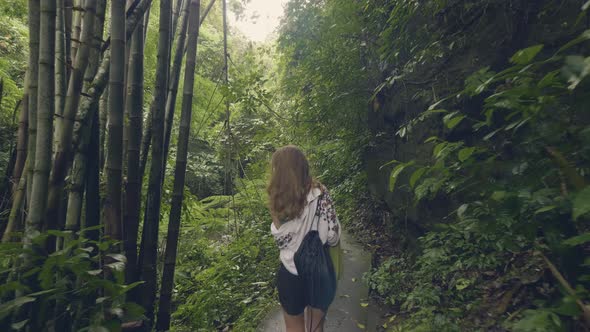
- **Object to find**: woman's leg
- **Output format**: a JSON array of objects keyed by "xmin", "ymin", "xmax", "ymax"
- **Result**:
[
  {"xmin": 283, "ymin": 310, "xmax": 305, "ymax": 332},
  {"xmin": 277, "ymin": 264, "xmax": 306, "ymax": 331},
  {"xmin": 305, "ymin": 307, "xmax": 326, "ymax": 332}
]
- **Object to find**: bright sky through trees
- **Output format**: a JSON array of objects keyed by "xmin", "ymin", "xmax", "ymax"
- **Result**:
[{"xmin": 229, "ymin": 0, "xmax": 288, "ymax": 42}]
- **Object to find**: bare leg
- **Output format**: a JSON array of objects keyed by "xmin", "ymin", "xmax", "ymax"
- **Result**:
[
  {"xmin": 283, "ymin": 309, "xmax": 305, "ymax": 332},
  {"xmin": 305, "ymin": 307, "xmax": 326, "ymax": 332}
]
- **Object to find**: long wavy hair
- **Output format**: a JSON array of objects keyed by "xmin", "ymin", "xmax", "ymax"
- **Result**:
[{"xmin": 267, "ymin": 145, "xmax": 316, "ymax": 222}]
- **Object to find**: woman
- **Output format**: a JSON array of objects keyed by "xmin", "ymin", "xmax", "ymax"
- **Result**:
[{"xmin": 268, "ymin": 145, "xmax": 341, "ymax": 332}]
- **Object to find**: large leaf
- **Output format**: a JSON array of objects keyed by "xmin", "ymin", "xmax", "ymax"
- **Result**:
[
  {"xmin": 0, "ymin": 296, "xmax": 36, "ymax": 320},
  {"xmin": 410, "ymin": 167, "xmax": 428, "ymax": 189},
  {"xmin": 389, "ymin": 161, "xmax": 414, "ymax": 191},
  {"xmin": 510, "ymin": 44, "xmax": 544, "ymax": 65},
  {"xmin": 563, "ymin": 233, "xmax": 590, "ymax": 246},
  {"xmin": 557, "ymin": 30, "xmax": 590, "ymax": 54},
  {"xmin": 443, "ymin": 112, "xmax": 465, "ymax": 129},
  {"xmin": 573, "ymin": 187, "xmax": 590, "ymax": 220},
  {"xmin": 458, "ymin": 147, "xmax": 476, "ymax": 162}
]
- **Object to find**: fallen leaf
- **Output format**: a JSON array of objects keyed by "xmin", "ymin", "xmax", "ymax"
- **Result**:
[
  {"xmin": 357, "ymin": 322, "xmax": 366, "ymax": 329},
  {"xmin": 352, "ymin": 278, "xmax": 357, "ymax": 282},
  {"xmin": 360, "ymin": 302, "xmax": 369, "ymax": 307}
]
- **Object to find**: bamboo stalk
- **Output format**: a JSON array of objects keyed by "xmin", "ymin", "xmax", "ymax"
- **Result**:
[
  {"xmin": 124, "ymin": 3, "xmax": 145, "ymax": 287},
  {"xmin": 54, "ymin": 0, "xmax": 67, "ymax": 147},
  {"xmin": 156, "ymin": 1, "xmax": 201, "ymax": 330},
  {"xmin": 104, "ymin": 0, "xmax": 127, "ymax": 243},
  {"xmin": 46, "ymin": 0, "xmax": 97, "ymax": 233},
  {"xmin": 99, "ymin": 86, "xmax": 108, "ymax": 169},
  {"xmin": 163, "ymin": 0, "xmax": 191, "ymax": 166},
  {"xmin": 27, "ymin": 0, "xmax": 56, "ymax": 245},
  {"xmin": 163, "ymin": 0, "xmax": 215, "ymax": 165},
  {"xmin": 3, "ymin": 160, "xmax": 28, "ymax": 243},
  {"xmin": 139, "ymin": 0, "xmax": 172, "ymax": 325},
  {"xmin": 538, "ymin": 252, "xmax": 590, "ymax": 326},
  {"xmin": 63, "ymin": 0, "xmax": 106, "ymax": 235},
  {"xmin": 70, "ymin": 0, "xmax": 82, "ymax": 62},
  {"xmin": 25, "ymin": 0, "xmax": 40, "ymax": 207},
  {"xmin": 12, "ymin": 73, "xmax": 29, "ymax": 195},
  {"xmin": 64, "ymin": 0, "xmax": 72, "ymax": 80}
]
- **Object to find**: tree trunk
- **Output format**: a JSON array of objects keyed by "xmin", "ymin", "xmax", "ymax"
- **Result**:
[
  {"xmin": 124, "ymin": 8, "xmax": 145, "ymax": 287},
  {"xmin": 46, "ymin": 0, "xmax": 97, "ymax": 234},
  {"xmin": 180, "ymin": 0, "xmax": 216, "ymax": 57},
  {"xmin": 54, "ymin": 0, "xmax": 67, "ymax": 147},
  {"xmin": 139, "ymin": 105, "xmax": 152, "ymax": 179},
  {"xmin": 156, "ymin": 1, "xmax": 201, "ymax": 330},
  {"xmin": 172, "ymin": 0, "xmax": 184, "ymax": 39},
  {"xmin": 163, "ymin": 0, "xmax": 215, "ymax": 165},
  {"xmin": 87, "ymin": 0, "xmax": 107, "ymax": 86},
  {"xmin": 104, "ymin": 0, "xmax": 126, "ymax": 243},
  {"xmin": 64, "ymin": 0, "xmax": 72, "ymax": 80},
  {"xmin": 99, "ymin": 86, "xmax": 108, "ymax": 170},
  {"xmin": 139, "ymin": 0, "xmax": 172, "ymax": 325},
  {"xmin": 70, "ymin": 0, "xmax": 82, "ymax": 62},
  {"xmin": 3, "ymin": 160, "xmax": 28, "ymax": 243},
  {"xmin": 27, "ymin": 0, "xmax": 56, "ymax": 245},
  {"xmin": 52, "ymin": 0, "xmax": 73, "ymax": 241},
  {"xmin": 163, "ymin": 0, "xmax": 191, "ymax": 166},
  {"xmin": 66, "ymin": 52, "xmax": 110, "ymax": 234},
  {"xmin": 143, "ymin": 5, "xmax": 151, "ymax": 42},
  {"xmin": 63, "ymin": 0, "xmax": 106, "ymax": 235},
  {"xmin": 85, "ymin": 106, "xmax": 100, "ymax": 243},
  {"xmin": 26, "ymin": 0, "xmax": 40, "ymax": 206},
  {"xmin": 12, "ymin": 73, "xmax": 28, "ymax": 194},
  {"xmin": 222, "ymin": 0, "xmax": 232, "ymax": 196}
]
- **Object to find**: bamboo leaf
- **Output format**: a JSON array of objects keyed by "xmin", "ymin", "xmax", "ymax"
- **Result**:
[
  {"xmin": 535, "ymin": 205, "xmax": 556, "ymax": 214},
  {"xmin": 410, "ymin": 167, "xmax": 427, "ymax": 189},
  {"xmin": 557, "ymin": 30, "xmax": 590, "ymax": 55},
  {"xmin": 443, "ymin": 112, "xmax": 465, "ymax": 129},
  {"xmin": 510, "ymin": 44, "xmax": 544, "ymax": 65},
  {"xmin": 0, "ymin": 296, "xmax": 36, "ymax": 320},
  {"xmin": 433, "ymin": 142, "xmax": 447, "ymax": 158},
  {"xmin": 389, "ymin": 161, "xmax": 414, "ymax": 191},
  {"xmin": 458, "ymin": 147, "xmax": 476, "ymax": 162},
  {"xmin": 11, "ymin": 319, "xmax": 28, "ymax": 330},
  {"xmin": 563, "ymin": 233, "xmax": 590, "ymax": 246},
  {"xmin": 538, "ymin": 70, "xmax": 560, "ymax": 88},
  {"xmin": 573, "ymin": 187, "xmax": 590, "ymax": 220}
]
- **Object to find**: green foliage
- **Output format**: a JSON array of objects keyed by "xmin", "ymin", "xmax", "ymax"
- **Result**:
[
  {"xmin": 0, "ymin": 9, "xmax": 27, "ymax": 179},
  {"xmin": 0, "ymin": 230, "xmax": 143, "ymax": 331},
  {"xmin": 367, "ymin": 20, "xmax": 590, "ymax": 330},
  {"xmin": 171, "ymin": 179, "xmax": 278, "ymax": 331}
]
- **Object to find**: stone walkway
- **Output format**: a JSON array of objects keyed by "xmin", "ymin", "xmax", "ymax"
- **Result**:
[{"xmin": 258, "ymin": 232, "xmax": 382, "ymax": 331}]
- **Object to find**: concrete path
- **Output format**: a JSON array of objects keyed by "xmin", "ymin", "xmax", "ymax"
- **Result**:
[{"xmin": 258, "ymin": 232, "xmax": 382, "ymax": 331}]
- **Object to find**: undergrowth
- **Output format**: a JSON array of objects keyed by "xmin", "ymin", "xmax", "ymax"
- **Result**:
[
  {"xmin": 364, "ymin": 24, "xmax": 590, "ymax": 332},
  {"xmin": 170, "ymin": 179, "xmax": 279, "ymax": 331}
]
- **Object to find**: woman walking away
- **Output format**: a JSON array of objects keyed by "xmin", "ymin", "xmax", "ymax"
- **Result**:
[{"xmin": 268, "ymin": 145, "xmax": 341, "ymax": 332}]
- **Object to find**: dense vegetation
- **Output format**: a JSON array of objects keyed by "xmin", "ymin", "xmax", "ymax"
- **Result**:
[{"xmin": 0, "ymin": 0, "xmax": 589, "ymax": 331}]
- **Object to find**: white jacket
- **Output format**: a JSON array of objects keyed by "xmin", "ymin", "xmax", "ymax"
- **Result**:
[{"xmin": 271, "ymin": 186, "xmax": 341, "ymax": 275}]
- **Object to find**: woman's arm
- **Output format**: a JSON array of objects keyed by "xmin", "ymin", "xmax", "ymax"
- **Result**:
[{"xmin": 319, "ymin": 188, "xmax": 341, "ymax": 246}]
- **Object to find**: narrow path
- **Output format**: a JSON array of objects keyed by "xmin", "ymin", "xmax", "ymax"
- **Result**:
[{"xmin": 258, "ymin": 232, "xmax": 382, "ymax": 331}]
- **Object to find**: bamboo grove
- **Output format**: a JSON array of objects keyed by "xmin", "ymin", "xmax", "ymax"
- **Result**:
[{"xmin": 0, "ymin": 0, "xmax": 220, "ymax": 330}]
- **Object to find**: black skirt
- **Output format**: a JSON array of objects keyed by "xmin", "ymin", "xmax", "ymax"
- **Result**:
[{"xmin": 276, "ymin": 262, "xmax": 336, "ymax": 316}]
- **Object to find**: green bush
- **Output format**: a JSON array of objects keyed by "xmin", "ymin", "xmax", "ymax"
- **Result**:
[
  {"xmin": 0, "ymin": 230, "xmax": 143, "ymax": 331},
  {"xmin": 365, "ymin": 27, "xmax": 590, "ymax": 331}
]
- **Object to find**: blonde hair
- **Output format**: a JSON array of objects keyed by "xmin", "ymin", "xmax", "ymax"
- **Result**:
[{"xmin": 267, "ymin": 145, "xmax": 316, "ymax": 221}]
